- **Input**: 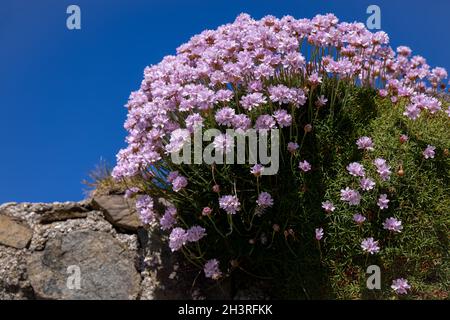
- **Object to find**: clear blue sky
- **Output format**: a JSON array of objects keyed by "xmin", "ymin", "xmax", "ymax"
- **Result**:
[{"xmin": 1, "ymin": 0, "xmax": 449, "ymax": 203}]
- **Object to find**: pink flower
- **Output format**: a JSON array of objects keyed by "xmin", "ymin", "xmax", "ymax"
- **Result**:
[
  {"xmin": 423, "ymin": 145, "xmax": 436, "ymax": 159},
  {"xmin": 202, "ymin": 207, "xmax": 212, "ymax": 216},
  {"xmin": 215, "ymin": 107, "xmax": 236, "ymax": 127},
  {"xmin": 250, "ymin": 164, "xmax": 264, "ymax": 177},
  {"xmin": 383, "ymin": 217, "xmax": 403, "ymax": 233},
  {"xmin": 169, "ymin": 227, "xmax": 188, "ymax": 252},
  {"xmin": 240, "ymin": 92, "xmax": 266, "ymax": 111},
  {"xmin": 308, "ymin": 72, "xmax": 322, "ymax": 86},
  {"xmin": 360, "ymin": 177, "xmax": 375, "ymax": 191},
  {"xmin": 391, "ymin": 278, "xmax": 411, "ymax": 295},
  {"xmin": 185, "ymin": 113, "xmax": 204, "ymax": 132},
  {"xmin": 373, "ymin": 158, "xmax": 391, "ymax": 181},
  {"xmin": 346, "ymin": 162, "xmax": 365, "ymax": 177},
  {"xmin": 256, "ymin": 192, "xmax": 274, "ymax": 208},
  {"xmin": 353, "ymin": 213, "xmax": 366, "ymax": 225},
  {"xmin": 321, "ymin": 200, "xmax": 335, "ymax": 213},
  {"xmin": 287, "ymin": 142, "xmax": 299, "ymax": 153},
  {"xmin": 219, "ymin": 195, "xmax": 241, "ymax": 214},
  {"xmin": 315, "ymin": 95, "xmax": 328, "ymax": 107},
  {"xmin": 315, "ymin": 228, "xmax": 324, "ymax": 241},
  {"xmin": 273, "ymin": 109, "xmax": 292, "ymax": 128},
  {"xmin": 172, "ymin": 175, "xmax": 188, "ymax": 192},
  {"xmin": 136, "ymin": 195, "xmax": 156, "ymax": 224},
  {"xmin": 298, "ymin": 160, "xmax": 312, "ymax": 172},
  {"xmin": 186, "ymin": 225, "xmax": 207, "ymax": 242},
  {"xmin": 399, "ymin": 134, "xmax": 409, "ymax": 143},
  {"xmin": 255, "ymin": 114, "xmax": 276, "ymax": 130},
  {"xmin": 361, "ymin": 237, "xmax": 380, "ymax": 254},
  {"xmin": 340, "ymin": 187, "xmax": 361, "ymax": 206},
  {"xmin": 377, "ymin": 194, "xmax": 389, "ymax": 210},
  {"xmin": 204, "ymin": 259, "xmax": 222, "ymax": 280},
  {"xmin": 160, "ymin": 207, "xmax": 177, "ymax": 231},
  {"xmin": 213, "ymin": 133, "xmax": 234, "ymax": 154},
  {"xmin": 356, "ymin": 136, "xmax": 374, "ymax": 151}
]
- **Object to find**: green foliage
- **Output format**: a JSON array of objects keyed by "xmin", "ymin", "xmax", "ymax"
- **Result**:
[{"xmin": 131, "ymin": 83, "xmax": 449, "ymax": 299}]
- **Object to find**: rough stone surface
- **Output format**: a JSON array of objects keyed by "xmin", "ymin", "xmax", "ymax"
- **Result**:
[
  {"xmin": 92, "ymin": 195, "xmax": 142, "ymax": 232},
  {"xmin": 0, "ymin": 200, "xmax": 238, "ymax": 300},
  {"xmin": 0, "ymin": 214, "xmax": 33, "ymax": 249},
  {"xmin": 37, "ymin": 202, "xmax": 91, "ymax": 223},
  {"xmin": 27, "ymin": 230, "xmax": 141, "ymax": 300}
]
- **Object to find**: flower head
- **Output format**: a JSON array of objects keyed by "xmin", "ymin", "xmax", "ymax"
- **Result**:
[
  {"xmin": 391, "ymin": 278, "xmax": 411, "ymax": 295},
  {"xmin": 204, "ymin": 259, "xmax": 222, "ymax": 280},
  {"xmin": 256, "ymin": 192, "xmax": 274, "ymax": 208},
  {"xmin": 250, "ymin": 164, "xmax": 264, "ymax": 177},
  {"xmin": 356, "ymin": 136, "xmax": 374, "ymax": 151},
  {"xmin": 219, "ymin": 195, "xmax": 241, "ymax": 214},
  {"xmin": 377, "ymin": 194, "xmax": 389, "ymax": 210},
  {"xmin": 383, "ymin": 217, "xmax": 403, "ymax": 233},
  {"xmin": 321, "ymin": 201, "xmax": 335, "ymax": 213},
  {"xmin": 361, "ymin": 237, "xmax": 380, "ymax": 254},
  {"xmin": 340, "ymin": 187, "xmax": 361, "ymax": 206},
  {"xmin": 423, "ymin": 145, "xmax": 436, "ymax": 159},
  {"xmin": 186, "ymin": 225, "xmax": 207, "ymax": 242},
  {"xmin": 169, "ymin": 227, "xmax": 188, "ymax": 252},
  {"xmin": 346, "ymin": 162, "xmax": 365, "ymax": 177},
  {"xmin": 353, "ymin": 213, "xmax": 366, "ymax": 225},
  {"xmin": 315, "ymin": 228, "xmax": 324, "ymax": 241},
  {"xmin": 298, "ymin": 160, "xmax": 312, "ymax": 172},
  {"xmin": 360, "ymin": 177, "xmax": 375, "ymax": 191},
  {"xmin": 287, "ymin": 142, "xmax": 299, "ymax": 153}
]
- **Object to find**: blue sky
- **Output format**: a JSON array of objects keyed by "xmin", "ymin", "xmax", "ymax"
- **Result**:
[{"xmin": 1, "ymin": 0, "xmax": 449, "ymax": 203}]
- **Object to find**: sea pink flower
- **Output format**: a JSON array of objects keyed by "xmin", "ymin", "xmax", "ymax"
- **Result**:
[
  {"xmin": 315, "ymin": 95, "xmax": 328, "ymax": 107},
  {"xmin": 361, "ymin": 237, "xmax": 380, "ymax": 254},
  {"xmin": 202, "ymin": 207, "xmax": 212, "ymax": 216},
  {"xmin": 255, "ymin": 114, "xmax": 276, "ymax": 130},
  {"xmin": 373, "ymin": 158, "xmax": 391, "ymax": 181},
  {"xmin": 383, "ymin": 217, "xmax": 403, "ymax": 233},
  {"xmin": 250, "ymin": 164, "xmax": 264, "ymax": 177},
  {"xmin": 169, "ymin": 227, "xmax": 188, "ymax": 252},
  {"xmin": 353, "ymin": 213, "xmax": 366, "ymax": 225},
  {"xmin": 204, "ymin": 259, "xmax": 222, "ymax": 280},
  {"xmin": 287, "ymin": 142, "xmax": 299, "ymax": 153},
  {"xmin": 273, "ymin": 109, "xmax": 292, "ymax": 128},
  {"xmin": 377, "ymin": 194, "xmax": 389, "ymax": 210},
  {"xmin": 321, "ymin": 201, "xmax": 335, "ymax": 213},
  {"xmin": 256, "ymin": 192, "xmax": 274, "ymax": 208},
  {"xmin": 136, "ymin": 195, "xmax": 156, "ymax": 224},
  {"xmin": 423, "ymin": 145, "xmax": 436, "ymax": 159},
  {"xmin": 399, "ymin": 134, "xmax": 409, "ymax": 143},
  {"xmin": 240, "ymin": 92, "xmax": 267, "ymax": 111},
  {"xmin": 172, "ymin": 175, "xmax": 188, "ymax": 192},
  {"xmin": 356, "ymin": 136, "xmax": 374, "ymax": 151},
  {"xmin": 391, "ymin": 278, "xmax": 411, "ymax": 295},
  {"xmin": 298, "ymin": 160, "xmax": 312, "ymax": 172},
  {"xmin": 160, "ymin": 207, "xmax": 177, "ymax": 231},
  {"xmin": 340, "ymin": 187, "xmax": 361, "ymax": 206},
  {"xmin": 360, "ymin": 177, "xmax": 375, "ymax": 191},
  {"xmin": 219, "ymin": 195, "xmax": 241, "ymax": 214},
  {"xmin": 215, "ymin": 107, "xmax": 236, "ymax": 127},
  {"xmin": 186, "ymin": 225, "xmax": 207, "ymax": 242},
  {"xmin": 346, "ymin": 162, "xmax": 365, "ymax": 177},
  {"xmin": 213, "ymin": 133, "xmax": 234, "ymax": 154},
  {"xmin": 315, "ymin": 228, "xmax": 324, "ymax": 241}
]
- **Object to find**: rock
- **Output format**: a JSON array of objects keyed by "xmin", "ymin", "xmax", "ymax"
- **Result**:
[
  {"xmin": 92, "ymin": 195, "xmax": 142, "ymax": 232},
  {"xmin": 27, "ymin": 230, "xmax": 141, "ymax": 300},
  {"xmin": 0, "ymin": 215, "xmax": 33, "ymax": 249},
  {"xmin": 37, "ymin": 201, "xmax": 92, "ymax": 223}
]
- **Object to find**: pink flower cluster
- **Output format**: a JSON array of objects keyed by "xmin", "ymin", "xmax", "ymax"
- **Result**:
[{"xmin": 113, "ymin": 13, "xmax": 447, "ymax": 180}]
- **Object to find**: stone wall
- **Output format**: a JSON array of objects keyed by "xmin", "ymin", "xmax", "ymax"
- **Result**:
[{"xmin": 0, "ymin": 196, "xmax": 235, "ymax": 300}]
